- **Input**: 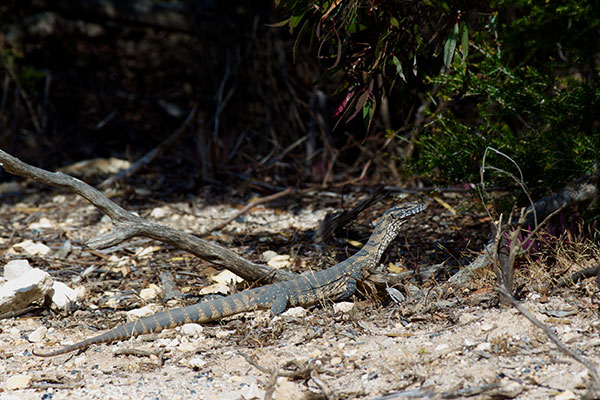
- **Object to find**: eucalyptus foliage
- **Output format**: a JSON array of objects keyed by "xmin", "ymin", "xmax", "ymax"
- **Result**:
[{"xmin": 276, "ymin": 0, "xmax": 599, "ymax": 191}]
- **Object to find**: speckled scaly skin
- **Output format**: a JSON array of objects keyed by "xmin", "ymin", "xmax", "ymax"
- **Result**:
[{"xmin": 34, "ymin": 202, "xmax": 426, "ymax": 357}]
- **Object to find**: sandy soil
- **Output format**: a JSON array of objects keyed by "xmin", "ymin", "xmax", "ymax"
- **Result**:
[{"xmin": 1, "ymin": 187, "xmax": 598, "ymax": 399}]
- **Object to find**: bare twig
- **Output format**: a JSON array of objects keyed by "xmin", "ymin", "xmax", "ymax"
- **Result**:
[
  {"xmin": 315, "ymin": 184, "xmax": 386, "ymax": 244},
  {"xmin": 0, "ymin": 305, "xmax": 40, "ymax": 320},
  {"xmin": 497, "ymin": 285, "xmax": 600, "ymax": 397},
  {"xmin": 523, "ymin": 170, "xmax": 599, "ymax": 229},
  {"xmin": 310, "ymin": 369, "xmax": 335, "ymax": 400},
  {"xmin": 214, "ymin": 52, "xmax": 231, "ymax": 140},
  {"xmin": 553, "ymin": 265, "xmax": 600, "ymax": 291},
  {"xmin": 450, "ymin": 159, "xmax": 598, "ymax": 287},
  {"xmin": 212, "ymin": 187, "xmax": 293, "ymax": 231},
  {"xmin": 1, "ymin": 57, "xmax": 43, "ymax": 133},
  {"xmin": 0, "ymin": 149, "xmax": 296, "ymax": 283},
  {"xmin": 42, "ymin": 73, "xmax": 51, "ymax": 132},
  {"xmin": 256, "ymin": 135, "xmax": 309, "ymax": 171},
  {"xmin": 498, "ymin": 205, "xmax": 566, "ymax": 295},
  {"xmin": 498, "ymin": 209, "xmax": 523, "ymax": 294},
  {"xmin": 238, "ymin": 352, "xmax": 334, "ymax": 399},
  {"xmin": 98, "ymin": 106, "xmax": 197, "ymax": 188},
  {"xmin": 480, "ymin": 146, "xmax": 537, "ymax": 227}
]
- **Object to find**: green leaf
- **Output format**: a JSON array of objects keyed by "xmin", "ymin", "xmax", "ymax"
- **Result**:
[
  {"xmin": 289, "ymin": 13, "xmax": 305, "ymax": 30},
  {"xmin": 292, "ymin": 20, "xmax": 310, "ymax": 63},
  {"xmin": 392, "ymin": 55, "xmax": 407, "ymax": 82},
  {"xmin": 362, "ymin": 97, "xmax": 374, "ymax": 130},
  {"xmin": 265, "ymin": 18, "xmax": 290, "ymax": 28},
  {"xmin": 443, "ymin": 23, "xmax": 459, "ymax": 69},
  {"xmin": 346, "ymin": 91, "xmax": 369, "ymax": 123}
]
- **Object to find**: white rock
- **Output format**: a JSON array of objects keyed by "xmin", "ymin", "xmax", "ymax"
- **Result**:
[
  {"xmin": 262, "ymin": 250, "xmax": 278, "ymax": 262},
  {"xmin": 562, "ymin": 332, "xmax": 578, "ymax": 344},
  {"xmin": 5, "ymin": 374, "xmax": 32, "ymax": 390},
  {"xmin": 126, "ymin": 306, "xmax": 156, "ymax": 321},
  {"xmin": 10, "ymin": 239, "xmax": 51, "ymax": 256},
  {"xmin": 3, "ymin": 259, "xmax": 33, "ymax": 280},
  {"xmin": 156, "ymin": 338, "xmax": 178, "ymax": 348},
  {"xmin": 199, "ymin": 270, "xmax": 244, "ymax": 295},
  {"xmin": 281, "ymin": 306, "xmax": 307, "ymax": 318},
  {"xmin": 574, "ymin": 369, "xmax": 590, "ymax": 389},
  {"xmin": 588, "ymin": 337, "xmax": 600, "ymax": 347},
  {"xmin": 214, "ymin": 329, "xmax": 234, "ymax": 339},
  {"xmin": 330, "ymin": 356, "xmax": 343, "ymax": 366},
  {"xmin": 490, "ymin": 380, "xmax": 523, "ymax": 398},
  {"xmin": 181, "ymin": 323, "xmax": 204, "ymax": 338},
  {"xmin": 0, "ymin": 394, "xmax": 20, "ymax": 400},
  {"xmin": 140, "ymin": 284, "xmax": 162, "ymax": 301},
  {"xmin": 274, "ymin": 377, "xmax": 306, "ymax": 400},
  {"xmin": 333, "ymin": 302, "xmax": 355, "ymax": 313},
  {"xmin": 309, "ymin": 349, "xmax": 322, "ymax": 358},
  {"xmin": 554, "ymin": 390, "xmax": 576, "ymax": 400},
  {"xmin": 242, "ymin": 383, "xmax": 264, "ymax": 400},
  {"xmin": 198, "ymin": 282, "xmax": 230, "ymax": 295},
  {"xmin": 150, "ymin": 206, "xmax": 168, "ymax": 218},
  {"xmin": 463, "ymin": 339, "xmax": 476, "ymax": 347},
  {"xmin": 435, "ymin": 343, "xmax": 449, "ymax": 351},
  {"xmin": 176, "ymin": 343, "xmax": 196, "ymax": 353},
  {"xmin": 0, "ymin": 268, "xmax": 54, "ymax": 314},
  {"xmin": 51, "ymin": 281, "xmax": 79, "ymax": 310},
  {"xmin": 475, "ymin": 342, "xmax": 492, "ymax": 352},
  {"xmin": 267, "ymin": 254, "xmax": 291, "ymax": 269},
  {"xmin": 28, "ymin": 326, "xmax": 48, "ymax": 343},
  {"xmin": 186, "ymin": 356, "xmax": 207, "ymax": 369},
  {"xmin": 52, "ymin": 194, "xmax": 66, "ymax": 203},
  {"xmin": 211, "ymin": 270, "xmax": 243, "ymax": 285},
  {"xmin": 75, "ymin": 285, "xmax": 87, "ymax": 300},
  {"xmin": 29, "ymin": 217, "xmax": 53, "ymax": 229}
]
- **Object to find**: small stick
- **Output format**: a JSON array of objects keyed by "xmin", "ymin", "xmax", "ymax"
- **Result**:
[
  {"xmin": 213, "ymin": 187, "xmax": 293, "ymax": 231},
  {"xmin": 553, "ymin": 265, "xmax": 600, "ymax": 291},
  {"xmin": 0, "ymin": 305, "xmax": 40, "ymax": 320},
  {"xmin": 98, "ymin": 106, "xmax": 197, "ymax": 188},
  {"xmin": 497, "ymin": 285, "xmax": 600, "ymax": 394},
  {"xmin": 1, "ymin": 57, "xmax": 42, "ymax": 133}
]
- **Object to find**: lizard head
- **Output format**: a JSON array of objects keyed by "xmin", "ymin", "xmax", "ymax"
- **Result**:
[
  {"xmin": 386, "ymin": 202, "xmax": 427, "ymax": 220},
  {"xmin": 377, "ymin": 202, "xmax": 427, "ymax": 233},
  {"xmin": 365, "ymin": 202, "xmax": 427, "ymax": 262}
]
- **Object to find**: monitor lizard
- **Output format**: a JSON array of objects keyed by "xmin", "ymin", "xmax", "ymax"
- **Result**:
[{"xmin": 34, "ymin": 202, "xmax": 426, "ymax": 356}]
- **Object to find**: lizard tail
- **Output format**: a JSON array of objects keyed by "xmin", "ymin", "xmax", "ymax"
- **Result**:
[{"xmin": 34, "ymin": 291, "xmax": 263, "ymax": 357}]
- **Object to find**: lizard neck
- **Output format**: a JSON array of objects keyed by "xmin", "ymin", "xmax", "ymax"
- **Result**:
[
  {"xmin": 345, "ymin": 217, "xmax": 406, "ymax": 277},
  {"xmin": 367, "ymin": 220, "xmax": 405, "ymax": 262}
]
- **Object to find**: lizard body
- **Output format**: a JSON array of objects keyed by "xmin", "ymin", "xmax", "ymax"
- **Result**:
[{"xmin": 34, "ymin": 202, "xmax": 426, "ymax": 357}]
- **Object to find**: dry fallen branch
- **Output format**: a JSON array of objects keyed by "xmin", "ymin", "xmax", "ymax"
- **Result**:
[
  {"xmin": 0, "ymin": 149, "xmax": 295, "ymax": 283},
  {"xmin": 497, "ymin": 285, "xmax": 600, "ymax": 399},
  {"xmin": 238, "ymin": 352, "xmax": 333, "ymax": 400},
  {"xmin": 523, "ymin": 170, "xmax": 600, "ymax": 229},
  {"xmin": 449, "ymin": 170, "xmax": 599, "ymax": 286},
  {"xmin": 553, "ymin": 265, "xmax": 600, "ymax": 291}
]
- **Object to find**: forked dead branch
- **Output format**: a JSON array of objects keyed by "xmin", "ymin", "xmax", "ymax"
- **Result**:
[
  {"xmin": 0, "ymin": 149, "xmax": 295, "ymax": 284},
  {"xmin": 0, "ymin": 148, "xmax": 426, "ymax": 359}
]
